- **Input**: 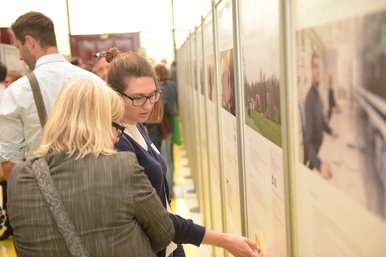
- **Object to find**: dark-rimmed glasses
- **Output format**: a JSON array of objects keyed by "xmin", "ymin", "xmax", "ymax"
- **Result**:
[
  {"xmin": 112, "ymin": 122, "xmax": 125, "ymax": 137},
  {"xmin": 120, "ymin": 90, "xmax": 162, "ymax": 107}
]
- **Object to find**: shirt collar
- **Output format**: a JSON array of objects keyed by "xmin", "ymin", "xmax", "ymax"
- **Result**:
[{"xmin": 35, "ymin": 53, "xmax": 67, "ymax": 69}]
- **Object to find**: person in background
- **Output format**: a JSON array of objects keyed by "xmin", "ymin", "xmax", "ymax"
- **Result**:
[
  {"xmin": 70, "ymin": 56, "xmax": 83, "ymax": 67},
  {"xmin": 327, "ymin": 73, "xmax": 340, "ymax": 122},
  {"xmin": 154, "ymin": 63, "xmax": 178, "ymax": 196},
  {"xmin": 0, "ymin": 62, "xmax": 8, "ymax": 240},
  {"xmin": 304, "ymin": 52, "xmax": 338, "ymax": 179},
  {"xmin": 4, "ymin": 69, "xmax": 22, "ymax": 88},
  {"xmin": 0, "ymin": 62, "xmax": 7, "ymax": 100},
  {"xmin": 170, "ymin": 60, "xmax": 177, "ymax": 83},
  {"xmin": 106, "ymin": 47, "xmax": 261, "ymax": 257},
  {"xmin": 93, "ymin": 51, "xmax": 110, "ymax": 81},
  {"xmin": 0, "ymin": 68, "xmax": 22, "ymax": 240},
  {"xmin": 7, "ymin": 79, "xmax": 174, "ymax": 257},
  {"xmin": 0, "ymin": 62, "xmax": 6, "ymax": 83},
  {"xmin": 0, "ymin": 11, "xmax": 104, "ymax": 180}
]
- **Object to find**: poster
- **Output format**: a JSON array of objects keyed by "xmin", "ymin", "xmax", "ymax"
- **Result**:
[
  {"xmin": 196, "ymin": 25, "xmax": 213, "ymax": 229},
  {"xmin": 217, "ymin": 0, "xmax": 242, "ymax": 234},
  {"xmin": 239, "ymin": 1, "xmax": 286, "ymax": 256},
  {"xmin": 296, "ymin": 1, "xmax": 386, "ymax": 256},
  {"xmin": 203, "ymin": 13, "xmax": 224, "ymax": 242}
]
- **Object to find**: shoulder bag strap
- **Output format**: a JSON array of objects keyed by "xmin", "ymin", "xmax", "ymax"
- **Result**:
[
  {"xmin": 27, "ymin": 72, "xmax": 47, "ymax": 128},
  {"xmin": 32, "ymin": 157, "xmax": 90, "ymax": 257}
]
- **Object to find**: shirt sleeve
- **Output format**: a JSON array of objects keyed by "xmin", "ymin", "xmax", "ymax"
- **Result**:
[
  {"xmin": 169, "ymin": 213, "xmax": 206, "ymax": 246},
  {"xmin": 0, "ymin": 89, "xmax": 26, "ymax": 163}
]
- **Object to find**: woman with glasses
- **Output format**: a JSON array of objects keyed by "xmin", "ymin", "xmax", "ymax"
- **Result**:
[
  {"xmin": 7, "ymin": 79, "xmax": 174, "ymax": 257},
  {"xmin": 106, "ymin": 48, "xmax": 261, "ymax": 257}
]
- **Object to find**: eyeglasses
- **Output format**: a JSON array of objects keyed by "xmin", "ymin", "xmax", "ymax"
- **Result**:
[
  {"xmin": 120, "ymin": 90, "xmax": 162, "ymax": 107},
  {"xmin": 112, "ymin": 122, "xmax": 125, "ymax": 137}
]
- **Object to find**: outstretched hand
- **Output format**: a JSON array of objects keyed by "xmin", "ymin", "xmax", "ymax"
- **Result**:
[
  {"xmin": 224, "ymin": 234, "xmax": 262, "ymax": 257},
  {"xmin": 202, "ymin": 229, "xmax": 263, "ymax": 257}
]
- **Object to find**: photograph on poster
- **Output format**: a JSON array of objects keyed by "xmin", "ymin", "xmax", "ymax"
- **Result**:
[
  {"xmin": 244, "ymin": 70, "xmax": 281, "ymax": 146},
  {"xmin": 197, "ymin": 29, "xmax": 205, "ymax": 96},
  {"xmin": 297, "ymin": 9, "xmax": 386, "ymax": 221},
  {"xmin": 220, "ymin": 48, "xmax": 235, "ymax": 115},
  {"xmin": 207, "ymin": 57, "xmax": 216, "ymax": 102},
  {"xmin": 200, "ymin": 68, "xmax": 205, "ymax": 96},
  {"xmin": 240, "ymin": 0, "xmax": 281, "ymax": 147},
  {"xmin": 193, "ymin": 59, "xmax": 198, "ymax": 91}
]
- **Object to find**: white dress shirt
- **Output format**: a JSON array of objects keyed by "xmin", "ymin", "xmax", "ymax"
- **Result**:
[{"xmin": 0, "ymin": 53, "xmax": 104, "ymax": 163}]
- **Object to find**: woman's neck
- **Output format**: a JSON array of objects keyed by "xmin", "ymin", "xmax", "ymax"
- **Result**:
[{"xmin": 122, "ymin": 120, "xmax": 137, "ymax": 126}]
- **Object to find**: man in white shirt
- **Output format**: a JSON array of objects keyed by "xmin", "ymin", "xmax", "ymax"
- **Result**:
[{"xmin": 0, "ymin": 11, "xmax": 104, "ymax": 180}]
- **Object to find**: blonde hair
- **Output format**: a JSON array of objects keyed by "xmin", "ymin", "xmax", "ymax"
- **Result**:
[{"xmin": 36, "ymin": 79, "xmax": 123, "ymax": 159}]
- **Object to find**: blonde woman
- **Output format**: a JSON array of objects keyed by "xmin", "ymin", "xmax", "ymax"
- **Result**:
[{"xmin": 7, "ymin": 79, "xmax": 174, "ymax": 257}]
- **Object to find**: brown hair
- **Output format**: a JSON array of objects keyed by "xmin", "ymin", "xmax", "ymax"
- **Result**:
[
  {"xmin": 105, "ymin": 47, "xmax": 163, "ymax": 123},
  {"xmin": 0, "ymin": 62, "xmax": 6, "ymax": 82},
  {"xmin": 5, "ymin": 69, "xmax": 22, "ymax": 88},
  {"xmin": 11, "ymin": 11, "xmax": 57, "ymax": 48},
  {"xmin": 154, "ymin": 64, "xmax": 170, "ymax": 82}
]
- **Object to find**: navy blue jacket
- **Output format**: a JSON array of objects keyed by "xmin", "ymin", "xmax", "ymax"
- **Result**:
[{"xmin": 115, "ymin": 123, "xmax": 205, "ymax": 257}]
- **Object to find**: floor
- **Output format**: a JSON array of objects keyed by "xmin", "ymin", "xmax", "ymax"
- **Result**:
[
  {"xmin": 0, "ymin": 144, "xmax": 211, "ymax": 257},
  {"xmin": 0, "ymin": 226, "xmax": 15, "ymax": 257},
  {"xmin": 171, "ymin": 145, "xmax": 212, "ymax": 257}
]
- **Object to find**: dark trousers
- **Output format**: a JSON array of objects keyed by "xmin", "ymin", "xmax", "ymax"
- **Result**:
[{"xmin": 0, "ymin": 180, "xmax": 12, "ymax": 234}]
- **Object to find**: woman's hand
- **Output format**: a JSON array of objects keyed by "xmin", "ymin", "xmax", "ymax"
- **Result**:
[
  {"xmin": 202, "ymin": 229, "xmax": 262, "ymax": 257},
  {"xmin": 223, "ymin": 234, "xmax": 262, "ymax": 257}
]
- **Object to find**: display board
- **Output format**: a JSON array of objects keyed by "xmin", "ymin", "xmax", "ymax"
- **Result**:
[
  {"xmin": 203, "ymin": 11, "xmax": 223, "ymax": 226},
  {"xmin": 216, "ymin": 0, "xmax": 242, "ymax": 235},
  {"xmin": 239, "ymin": 1, "xmax": 286, "ymax": 256},
  {"xmin": 195, "ymin": 25, "xmax": 213, "ymax": 229},
  {"xmin": 189, "ymin": 31, "xmax": 205, "ymax": 213},
  {"xmin": 295, "ymin": 0, "xmax": 386, "ymax": 256}
]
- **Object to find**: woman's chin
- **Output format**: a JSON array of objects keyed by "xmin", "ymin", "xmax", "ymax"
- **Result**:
[{"xmin": 138, "ymin": 115, "xmax": 149, "ymax": 123}]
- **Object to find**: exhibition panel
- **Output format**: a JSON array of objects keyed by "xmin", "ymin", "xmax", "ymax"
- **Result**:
[{"xmin": 177, "ymin": 0, "xmax": 386, "ymax": 256}]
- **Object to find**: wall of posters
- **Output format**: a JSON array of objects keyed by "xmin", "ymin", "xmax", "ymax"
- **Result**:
[{"xmin": 176, "ymin": 0, "xmax": 386, "ymax": 256}]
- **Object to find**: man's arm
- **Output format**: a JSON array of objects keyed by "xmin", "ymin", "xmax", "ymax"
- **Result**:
[
  {"xmin": 2, "ymin": 161, "xmax": 15, "ymax": 180},
  {"xmin": 0, "ymin": 85, "xmax": 26, "ymax": 177}
]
